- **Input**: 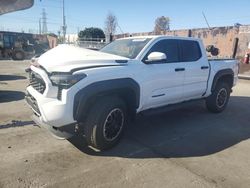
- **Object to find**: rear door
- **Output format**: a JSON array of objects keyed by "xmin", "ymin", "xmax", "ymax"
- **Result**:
[{"xmin": 179, "ymin": 40, "xmax": 209, "ymax": 100}]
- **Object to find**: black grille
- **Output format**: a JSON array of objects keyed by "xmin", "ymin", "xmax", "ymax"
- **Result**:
[
  {"xmin": 29, "ymin": 71, "xmax": 46, "ymax": 94},
  {"xmin": 25, "ymin": 93, "xmax": 41, "ymax": 116}
]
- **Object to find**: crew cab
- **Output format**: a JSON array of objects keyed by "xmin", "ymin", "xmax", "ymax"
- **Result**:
[{"xmin": 25, "ymin": 36, "xmax": 239, "ymax": 151}]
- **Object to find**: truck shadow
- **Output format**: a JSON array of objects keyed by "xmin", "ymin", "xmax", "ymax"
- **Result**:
[
  {"xmin": 0, "ymin": 120, "xmax": 35, "ymax": 129},
  {"xmin": 0, "ymin": 90, "xmax": 25, "ymax": 103},
  {"xmin": 69, "ymin": 96, "xmax": 250, "ymax": 159}
]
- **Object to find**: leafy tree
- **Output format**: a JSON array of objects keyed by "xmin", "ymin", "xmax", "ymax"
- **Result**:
[
  {"xmin": 154, "ymin": 16, "xmax": 170, "ymax": 35},
  {"xmin": 78, "ymin": 27, "xmax": 105, "ymax": 41},
  {"xmin": 104, "ymin": 12, "xmax": 117, "ymax": 35}
]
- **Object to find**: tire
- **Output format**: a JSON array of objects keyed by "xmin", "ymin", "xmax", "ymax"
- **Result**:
[
  {"xmin": 12, "ymin": 50, "xmax": 25, "ymax": 60},
  {"xmin": 84, "ymin": 96, "xmax": 127, "ymax": 151},
  {"xmin": 206, "ymin": 82, "xmax": 230, "ymax": 113}
]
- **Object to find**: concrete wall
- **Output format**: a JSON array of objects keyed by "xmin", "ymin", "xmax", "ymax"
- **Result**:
[
  {"xmin": 115, "ymin": 26, "xmax": 250, "ymax": 58},
  {"xmin": 114, "ymin": 25, "xmax": 250, "ymax": 73}
]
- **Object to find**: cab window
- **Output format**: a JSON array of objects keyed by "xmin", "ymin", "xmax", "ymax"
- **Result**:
[
  {"xmin": 180, "ymin": 40, "xmax": 201, "ymax": 62},
  {"xmin": 143, "ymin": 39, "xmax": 179, "ymax": 63}
]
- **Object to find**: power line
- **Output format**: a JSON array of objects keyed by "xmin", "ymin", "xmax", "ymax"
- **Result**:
[
  {"xmin": 34, "ymin": 0, "xmax": 63, "ymax": 9},
  {"xmin": 34, "ymin": 4, "xmax": 62, "ymax": 9}
]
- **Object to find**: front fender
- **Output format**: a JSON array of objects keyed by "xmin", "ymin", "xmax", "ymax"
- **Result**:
[{"xmin": 73, "ymin": 78, "xmax": 140, "ymax": 122}]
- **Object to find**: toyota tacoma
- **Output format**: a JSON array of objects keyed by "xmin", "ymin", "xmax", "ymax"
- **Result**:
[{"xmin": 25, "ymin": 36, "xmax": 239, "ymax": 151}]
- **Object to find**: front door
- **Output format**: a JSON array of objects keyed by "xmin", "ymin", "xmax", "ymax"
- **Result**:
[{"xmin": 140, "ymin": 39, "xmax": 185, "ymax": 110}]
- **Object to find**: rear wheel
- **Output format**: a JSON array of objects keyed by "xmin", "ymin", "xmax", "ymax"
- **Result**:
[
  {"xmin": 206, "ymin": 82, "xmax": 230, "ymax": 113},
  {"xmin": 84, "ymin": 96, "xmax": 127, "ymax": 151}
]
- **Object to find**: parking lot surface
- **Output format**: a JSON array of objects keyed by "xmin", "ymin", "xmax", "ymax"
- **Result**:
[{"xmin": 1, "ymin": 60, "xmax": 250, "ymax": 188}]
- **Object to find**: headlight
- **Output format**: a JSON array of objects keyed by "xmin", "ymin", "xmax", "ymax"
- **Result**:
[{"xmin": 50, "ymin": 73, "xmax": 86, "ymax": 89}]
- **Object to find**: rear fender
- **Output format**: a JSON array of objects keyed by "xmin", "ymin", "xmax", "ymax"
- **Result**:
[{"xmin": 211, "ymin": 69, "xmax": 234, "ymax": 92}]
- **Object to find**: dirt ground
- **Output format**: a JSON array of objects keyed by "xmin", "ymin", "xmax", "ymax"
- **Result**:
[{"xmin": 1, "ymin": 60, "xmax": 250, "ymax": 188}]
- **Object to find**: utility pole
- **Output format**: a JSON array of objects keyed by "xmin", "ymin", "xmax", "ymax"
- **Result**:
[
  {"xmin": 41, "ymin": 8, "xmax": 47, "ymax": 34},
  {"xmin": 62, "ymin": 0, "xmax": 67, "ymax": 43},
  {"xmin": 39, "ymin": 18, "xmax": 41, "ymax": 34}
]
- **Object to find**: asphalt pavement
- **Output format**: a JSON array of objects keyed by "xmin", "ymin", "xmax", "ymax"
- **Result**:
[{"xmin": 1, "ymin": 60, "xmax": 250, "ymax": 188}]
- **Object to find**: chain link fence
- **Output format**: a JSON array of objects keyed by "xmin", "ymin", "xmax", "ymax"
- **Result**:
[{"xmin": 76, "ymin": 38, "xmax": 108, "ymax": 50}]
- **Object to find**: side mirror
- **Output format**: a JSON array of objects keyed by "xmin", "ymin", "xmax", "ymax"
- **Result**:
[{"xmin": 146, "ymin": 52, "xmax": 167, "ymax": 63}]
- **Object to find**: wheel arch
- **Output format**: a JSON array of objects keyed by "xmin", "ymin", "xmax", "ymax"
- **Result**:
[
  {"xmin": 73, "ymin": 78, "xmax": 140, "ymax": 123},
  {"xmin": 211, "ymin": 69, "xmax": 234, "ymax": 92}
]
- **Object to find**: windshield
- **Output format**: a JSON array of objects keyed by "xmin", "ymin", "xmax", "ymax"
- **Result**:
[{"xmin": 100, "ymin": 38, "xmax": 151, "ymax": 59}]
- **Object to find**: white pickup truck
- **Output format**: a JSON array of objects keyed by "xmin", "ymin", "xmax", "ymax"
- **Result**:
[{"xmin": 26, "ymin": 36, "xmax": 239, "ymax": 151}]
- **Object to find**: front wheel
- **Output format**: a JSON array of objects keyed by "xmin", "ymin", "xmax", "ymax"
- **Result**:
[
  {"xmin": 84, "ymin": 96, "xmax": 127, "ymax": 151},
  {"xmin": 206, "ymin": 82, "xmax": 230, "ymax": 113}
]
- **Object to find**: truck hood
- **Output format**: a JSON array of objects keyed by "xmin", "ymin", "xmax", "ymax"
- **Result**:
[{"xmin": 38, "ymin": 44, "xmax": 129, "ymax": 72}]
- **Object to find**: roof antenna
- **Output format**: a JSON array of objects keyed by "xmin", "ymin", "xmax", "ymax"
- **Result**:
[
  {"xmin": 117, "ymin": 23, "xmax": 124, "ymax": 34},
  {"xmin": 202, "ymin": 11, "xmax": 211, "ymax": 30}
]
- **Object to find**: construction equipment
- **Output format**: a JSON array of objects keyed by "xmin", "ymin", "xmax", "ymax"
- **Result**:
[{"xmin": 0, "ymin": 31, "xmax": 51, "ymax": 60}]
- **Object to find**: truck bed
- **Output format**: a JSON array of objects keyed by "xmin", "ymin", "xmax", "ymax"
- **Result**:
[{"xmin": 208, "ymin": 58, "xmax": 235, "ymax": 61}]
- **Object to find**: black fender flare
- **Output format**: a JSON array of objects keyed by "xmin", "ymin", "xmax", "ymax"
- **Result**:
[
  {"xmin": 73, "ymin": 78, "xmax": 140, "ymax": 122},
  {"xmin": 211, "ymin": 69, "xmax": 234, "ymax": 92}
]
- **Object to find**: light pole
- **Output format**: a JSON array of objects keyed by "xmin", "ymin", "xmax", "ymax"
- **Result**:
[{"xmin": 62, "ymin": 0, "xmax": 67, "ymax": 43}]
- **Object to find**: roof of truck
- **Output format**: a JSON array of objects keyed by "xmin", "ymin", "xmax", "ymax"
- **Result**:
[{"xmin": 117, "ymin": 35, "xmax": 201, "ymax": 41}]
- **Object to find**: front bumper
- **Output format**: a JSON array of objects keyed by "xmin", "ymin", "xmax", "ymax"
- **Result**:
[
  {"xmin": 25, "ymin": 89, "xmax": 77, "ymax": 139},
  {"xmin": 25, "ymin": 65, "xmax": 81, "ymax": 139},
  {"xmin": 26, "ymin": 85, "xmax": 77, "ymax": 127},
  {"xmin": 31, "ymin": 114, "xmax": 76, "ymax": 139},
  {"xmin": 26, "ymin": 65, "xmax": 79, "ymax": 128}
]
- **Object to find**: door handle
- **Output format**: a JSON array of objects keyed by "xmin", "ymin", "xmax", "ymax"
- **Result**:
[
  {"xmin": 201, "ymin": 66, "xmax": 209, "ymax": 69},
  {"xmin": 175, "ymin": 68, "xmax": 185, "ymax": 72}
]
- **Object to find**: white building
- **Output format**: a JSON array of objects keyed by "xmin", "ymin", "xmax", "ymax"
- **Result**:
[{"xmin": 65, "ymin": 34, "xmax": 78, "ymax": 44}]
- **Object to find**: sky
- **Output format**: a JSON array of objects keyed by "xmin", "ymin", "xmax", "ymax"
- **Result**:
[{"xmin": 0, "ymin": 0, "xmax": 250, "ymax": 35}]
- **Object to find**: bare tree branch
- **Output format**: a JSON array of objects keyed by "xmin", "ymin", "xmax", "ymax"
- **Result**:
[{"xmin": 104, "ymin": 12, "xmax": 117, "ymax": 35}]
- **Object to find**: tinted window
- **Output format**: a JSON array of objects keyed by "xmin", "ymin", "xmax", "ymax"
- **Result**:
[
  {"xmin": 180, "ymin": 40, "xmax": 201, "ymax": 62},
  {"xmin": 144, "ymin": 39, "xmax": 179, "ymax": 63}
]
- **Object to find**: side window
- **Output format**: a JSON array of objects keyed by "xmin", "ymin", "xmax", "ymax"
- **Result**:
[
  {"xmin": 144, "ymin": 39, "xmax": 179, "ymax": 63},
  {"xmin": 180, "ymin": 40, "xmax": 201, "ymax": 62}
]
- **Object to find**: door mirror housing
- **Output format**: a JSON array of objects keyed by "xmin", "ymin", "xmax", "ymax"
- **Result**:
[{"xmin": 145, "ymin": 52, "xmax": 167, "ymax": 63}]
